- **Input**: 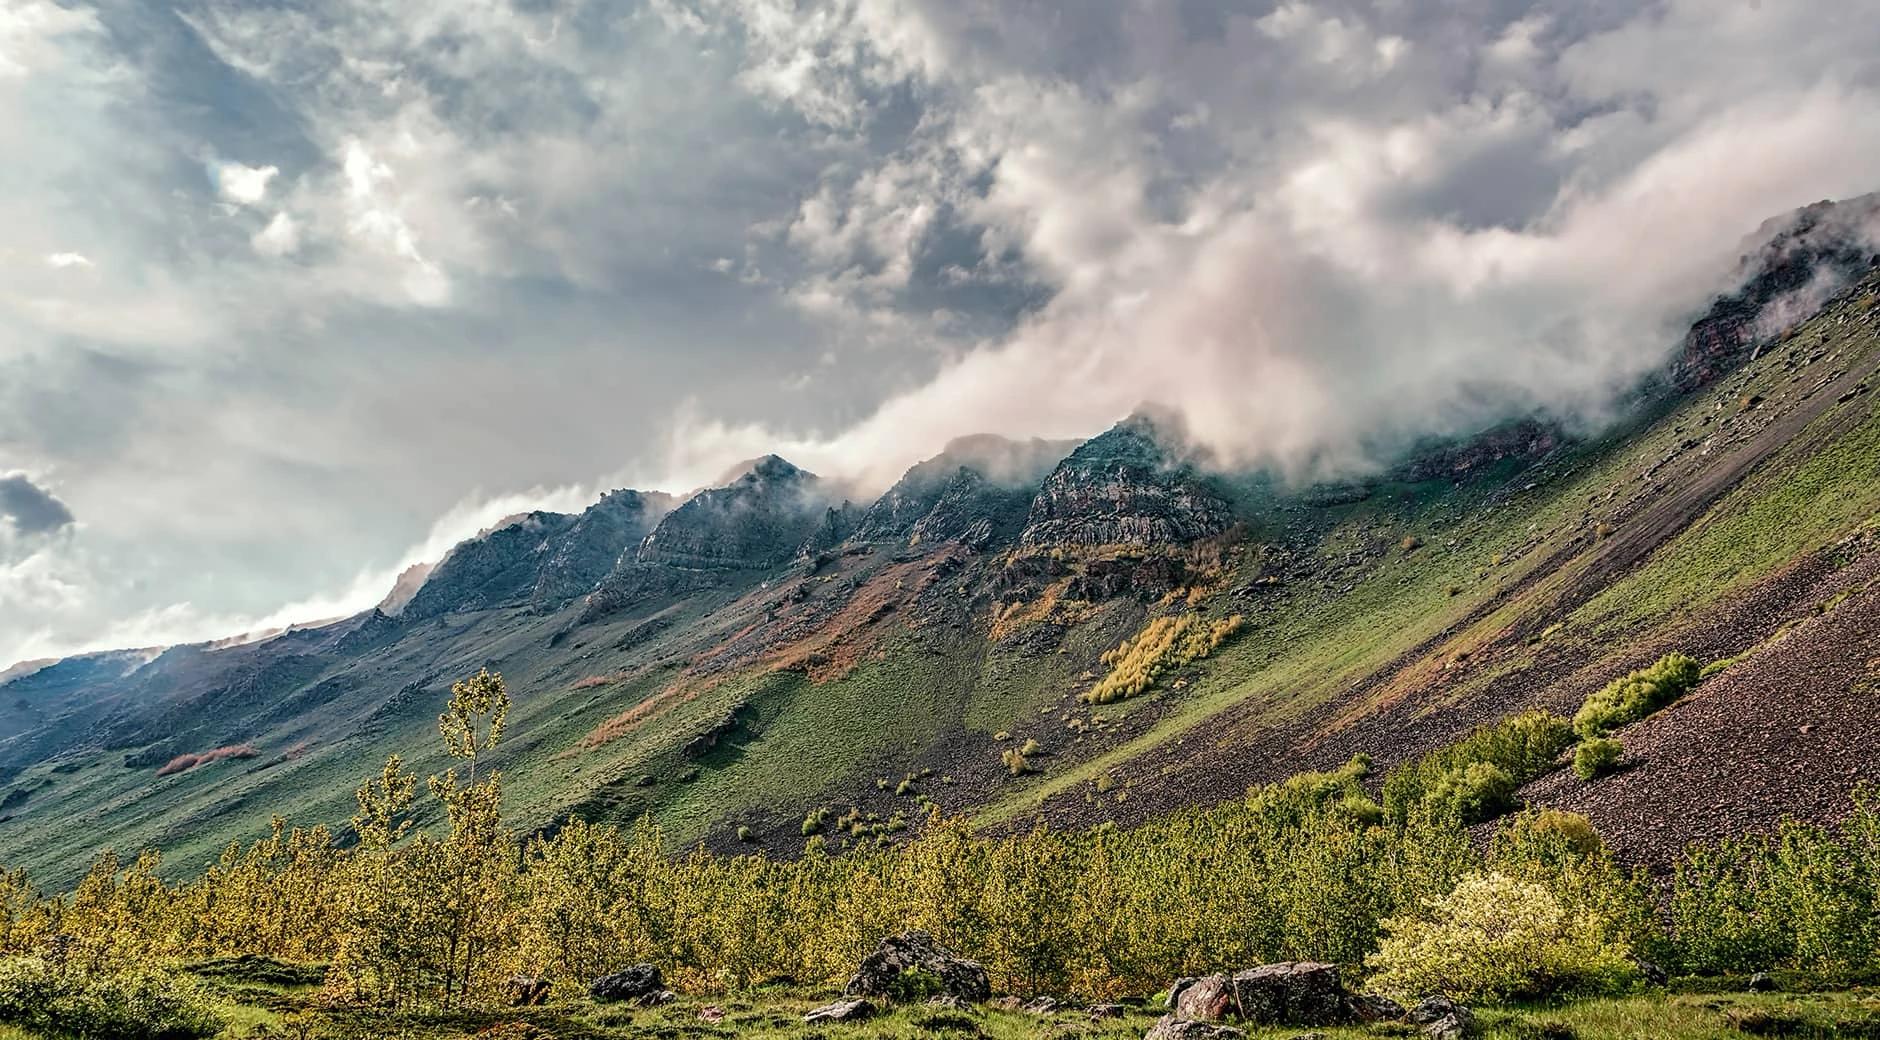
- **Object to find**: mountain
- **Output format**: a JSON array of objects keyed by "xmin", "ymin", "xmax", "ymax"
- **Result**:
[{"xmin": 1, "ymin": 198, "xmax": 1877, "ymax": 887}]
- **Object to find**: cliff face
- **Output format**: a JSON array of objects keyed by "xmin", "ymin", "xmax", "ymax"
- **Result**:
[
  {"xmin": 1674, "ymin": 194, "xmax": 1880, "ymax": 390},
  {"xmin": 529, "ymin": 490, "xmax": 675, "ymax": 611},
  {"xmin": 400, "ymin": 512, "xmax": 578, "ymax": 620},
  {"xmin": 1019, "ymin": 415, "xmax": 1234, "ymax": 549},
  {"xmin": 634, "ymin": 456, "xmax": 833, "ymax": 571},
  {"xmin": 853, "ymin": 435, "xmax": 1074, "ymax": 552}
]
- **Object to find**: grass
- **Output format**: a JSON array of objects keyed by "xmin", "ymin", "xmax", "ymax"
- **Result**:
[{"xmin": 72, "ymin": 974, "xmax": 1880, "ymax": 1040}]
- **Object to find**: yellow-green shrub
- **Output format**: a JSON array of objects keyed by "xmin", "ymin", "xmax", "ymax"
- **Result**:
[
  {"xmin": 1365, "ymin": 872, "xmax": 1637, "ymax": 1003},
  {"xmin": 1082, "ymin": 613, "xmax": 1243, "ymax": 704},
  {"xmin": 1574, "ymin": 653, "xmax": 1701, "ymax": 737},
  {"xmin": 1574, "ymin": 738, "xmax": 1623, "ymax": 780}
]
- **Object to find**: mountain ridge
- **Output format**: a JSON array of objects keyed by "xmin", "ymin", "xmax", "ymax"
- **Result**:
[{"xmin": 3, "ymin": 195, "xmax": 1879, "ymax": 888}]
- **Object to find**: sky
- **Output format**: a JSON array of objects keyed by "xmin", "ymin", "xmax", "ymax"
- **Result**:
[{"xmin": 4, "ymin": 0, "xmax": 1880, "ymax": 668}]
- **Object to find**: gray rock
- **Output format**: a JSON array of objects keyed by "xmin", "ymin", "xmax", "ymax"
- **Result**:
[
  {"xmin": 1230, "ymin": 962, "xmax": 1350, "ymax": 1026},
  {"xmin": 805, "ymin": 998, "xmax": 877, "ymax": 1024},
  {"xmin": 589, "ymin": 963, "xmax": 664, "ymax": 1003},
  {"xmin": 1171, "ymin": 974, "xmax": 1235, "ymax": 1021},
  {"xmin": 1088, "ymin": 1003, "xmax": 1126, "ymax": 1020},
  {"xmin": 1349, "ymin": 994, "xmax": 1406, "ymax": 1022},
  {"xmin": 1405, "ymin": 996, "xmax": 1475, "ymax": 1039},
  {"xmin": 1144, "ymin": 1015, "xmax": 1247, "ymax": 1040},
  {"xmin": 1022, "ymin": 997, "xmax": 1061, "ymax": 1015},
  {"xmin": 1747, "ymin": 971, "xmax": 1777, "ymax": 992},
  {"xmin": 844, "ymin": 930, "xmax": 992, "ymax": 1003}
]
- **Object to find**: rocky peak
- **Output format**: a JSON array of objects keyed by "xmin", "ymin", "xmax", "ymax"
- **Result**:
[
  {"xmin": 400, "ymin": 511, "xmax": 577, "ymax": 620},
  {"xmin": 1674, "ymin": 193, "xmax": 1880, "ymax": 390},
  {"xmin": 529, "ymin": 489, "xmax": 675, "ymax": 611},
  {"xmin": 1018, "ymin": 414, "xmax": 1234, "ymax": 549},
  {"xmin": 853, "ymin": 435, "xmax": 1075, "ymax": 550},
  {"xmin": 635, "ymin": 455, "xmax": 833, "ymax": 570}
]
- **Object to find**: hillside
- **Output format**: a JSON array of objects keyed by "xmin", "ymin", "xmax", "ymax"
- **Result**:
[{"xmin": 3, "ymin": 200, "xmax": 1879, "ymax": 888}]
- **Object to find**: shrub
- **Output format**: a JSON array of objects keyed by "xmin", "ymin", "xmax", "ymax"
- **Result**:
[
  {"xmin": 1426, "ymin": 762, "xmax": 1518, "ymax": 824},
  {"xmin": 1574, "ymin": 653, "xmax": 1701, "ymax": 737},
  {"xmin": 1001, "ymin": 750, "xmax": 1033, "ymax": 776},
  {"xmin": 896, "ymin": 779, "xmax": 917, "ymax": 796},
  {"xmin": 1018, "ymin": 739, "xmax": 1042, "ymax": 757},
  {"xmin": 1248, "ymin": 755, "xmax": 1379, "ymax": 825},
  {"xmin": 801, "ymin": 808, "xmax": 828, "ymax": 836},
  {"xmin": 1082, "ymin": 613, "xmax": 1243, "ymax": 704},
  {"xmin": 1574, "ymin": 738, "xmax": 1623, "ymax": 781},
  {"xmin": 0, "ymin": 958, "xmax": 222, "ymax": 1040},
  {"xmin": 1383, "ymin": 712, "xmax": 1572, "ymax": 820},
  {"xmin": 1365, "ymin": 872, "xmax": 1637, "ymax": 1003},
  {"xmin": 736, "ymin": 825, "xmax": 754, "ymax": 842}
]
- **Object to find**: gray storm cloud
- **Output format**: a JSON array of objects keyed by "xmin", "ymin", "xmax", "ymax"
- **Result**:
[
  {"xmin": 6, "ymin": 0, "xmax": 1880, "ymax": 666},
  {"xmin": 0, "ymin": 474, "xmax": 75, "ymax": 537}
]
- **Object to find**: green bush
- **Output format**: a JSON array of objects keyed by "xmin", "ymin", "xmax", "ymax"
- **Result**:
[
  {"xmin": 1574, "ymin": 653, "xmax": 1701, "ymax": 737},
  {"xmin": 1427, "ymin": 761, "xmax": 1519, "ymax": 824},
  {"xmin": 1574, "ymin": 738, "xmax": 1623, "ymax": 781},
  {"xmin": 1365, "ymin": 872, "xmax": 1637, "ymax": 1003},
  {"xmin": 0, "ymin": 958, "xmax": 222, "ymax": 1040},
  {"xmin": 1383, "ymin": 711, "xmax": 1574, "ymax": 820}
]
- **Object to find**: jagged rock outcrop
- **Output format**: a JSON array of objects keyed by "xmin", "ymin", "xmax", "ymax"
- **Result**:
[
  {"xmin": 635, "ymin": 456, "xmax": 832, "ymax": 570},
  {"xmin": 1673, "ymin": 194, "xmax": 1880, "ymax": 390},
  {"xmin": 529, "ymin": 489, "xmax": 674, "ymax": 611},
  {"xmin": 1399, "ymin": 420, "xmax": 1562, "ymax": 483},
  {"xmin": 854, "ymin": 435, "xmax": 1075, "ymax": 551},
  {"xmin": 401, "ymin": 512, "xmax": 576, "ymax": 620},
  {"xmin": 1019, "ymin": 415, "xmax": 1232, "ymax": 549}
]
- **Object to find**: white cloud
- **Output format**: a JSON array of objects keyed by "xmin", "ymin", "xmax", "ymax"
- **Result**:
[
  {"xmin": 43, "ymin": 252, "xmax": 91, "ymax": 268},
  {"xmin": 215, "ymin": 161, "xmax": 277, "ymax": 205},
  {"xmin": 251, "ymin": 211, "xmax": 301, "ymax": 257}
]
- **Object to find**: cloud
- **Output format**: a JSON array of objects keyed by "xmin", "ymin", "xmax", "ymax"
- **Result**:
[
  {"xmin": 6, "ymin": 0, "xmax": 1880, "ymax": 666},
  {"xmin": 0, "ymin": 473, "xmax": 73, "ymax": 536},
  {"xmin": 214, "ymin": 160, "xmax": 276, "ymax": 205}
]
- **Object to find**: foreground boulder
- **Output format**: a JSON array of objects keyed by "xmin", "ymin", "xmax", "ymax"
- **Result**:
[
  {"xmin": 1169, "ymin": 975, "xmax": 1236, "ymax": 1021},
  {"xmin": 845, "ymin": 931, "xmax": 991, "ymax": 1002},
  {"xmin": 805, "ymin": 998, "xmax": 876, "ymax": 1024},
  {"xmin": 589, "ymin": 963, "xmax": 664, "ymax": 1003},
  {"xmin": 1231, "ymin": 962, "xmax": 1348, "ymax": 1026},
  {"xmin": 1163, "ymin": 963, "xmax": 1353, "ymax": 1027},
  {"xmin": 1145, "ymin": 1016, "xmax": 1246, "ymax": 1040},
  {"xmin": 1405, "ymin": 995, "xmax": 1476, "ymax": 1039}
]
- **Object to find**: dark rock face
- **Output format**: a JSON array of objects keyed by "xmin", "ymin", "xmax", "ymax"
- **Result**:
[
  {"xmin": 854, "ymin": 436, "xmax": 1073, "ymax": 551},
  {"xmin": 589, "ymin": 963, "xmax": 664, "ymax": 1003},
  {"xmin": 529, "ymin": 490, "xmax": 674, "ymax": 611},
  {"xmin": 844, "ymin": 931, "xmax": 992, "ymax": 1002},
  {"xmin": 1230, "ymin": 962, "xmax": 1349, "ymax": 1027},
  {"xmin": 804, "ymin": 998, "xmax": 876, "ymax": 1024},
  {"xmin": 637, "ymin": 456, "xmax": 832, "ymax": 570},
  {"xmin": 401, "ymin": 512, "xmax": 576, "ymax": 619},
  {"xmin": 1019, "ymin": 415, "xmax": 1232, "ymax": 550},
  {"xmin": 1673, "ymin": 194, "xmax": 1880, "ymax": 391},
  {"xmin": 1399, "ymin": 420, "xmax": 1561, "ymax": 484}
]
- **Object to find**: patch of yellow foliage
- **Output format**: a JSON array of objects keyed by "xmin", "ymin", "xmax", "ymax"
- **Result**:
[{"xmin": 1081, "ymin": 612, "xmax": 1243, "ymax": 704}]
